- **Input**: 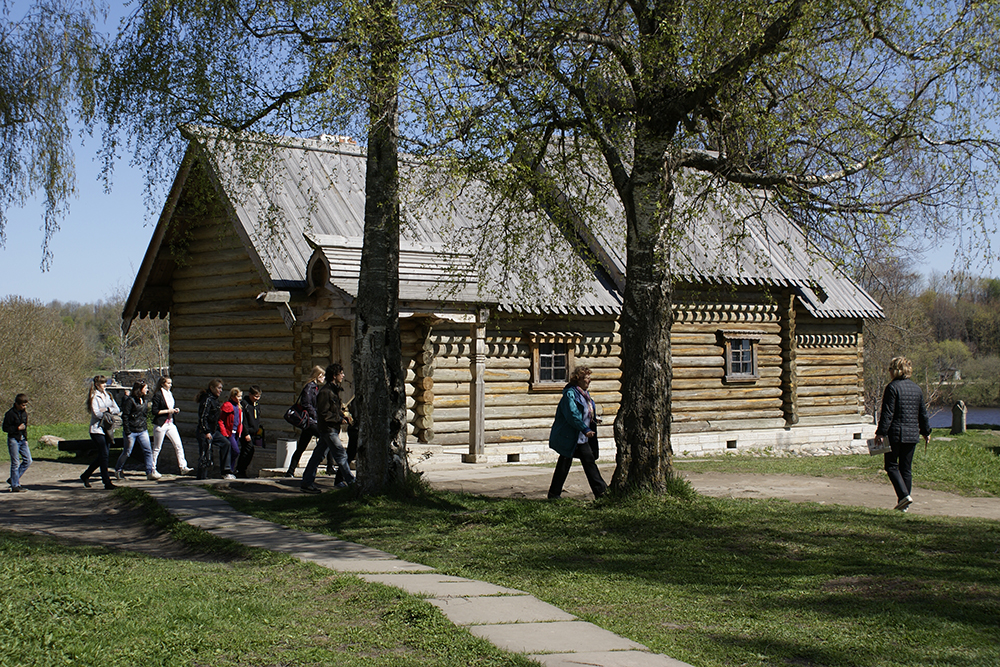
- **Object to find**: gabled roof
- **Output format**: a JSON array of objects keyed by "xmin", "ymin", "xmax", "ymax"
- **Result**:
[
  {"xmin": 123, "ymin": 129, "xmax": 881, "ymax": 330},
  {"xmin": 304, "ymin": 234, "xmax": 482, "ymax": 304}
]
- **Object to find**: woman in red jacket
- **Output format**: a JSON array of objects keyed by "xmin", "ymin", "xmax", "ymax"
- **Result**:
[{"xmin": 217, "ymin": 387, "xmax": 243, "ymax": 480}]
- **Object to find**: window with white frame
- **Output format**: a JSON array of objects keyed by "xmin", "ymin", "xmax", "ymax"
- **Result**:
[
  {"xmin": 719, "ymin": 330, "xmax": 763, "ymax": 382},
  {"xmin": 529, "ymin": 333, "xmax": 580, "ymax": 388}
]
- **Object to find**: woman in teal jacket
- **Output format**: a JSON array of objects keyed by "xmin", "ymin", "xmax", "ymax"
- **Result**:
[{"xmin": 547, "ymin": 366, "xmax": 608, "ymax": 499}]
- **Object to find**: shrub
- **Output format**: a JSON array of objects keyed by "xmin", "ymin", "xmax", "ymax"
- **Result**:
[{"xmin": 0, "ymin": 295, "xmax": 91, "ymax": 423}]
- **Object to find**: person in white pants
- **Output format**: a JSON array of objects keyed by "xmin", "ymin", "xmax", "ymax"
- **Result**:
[{"xmin": 150, "ymin": 376, "xmax": 192, "ymax": 475}]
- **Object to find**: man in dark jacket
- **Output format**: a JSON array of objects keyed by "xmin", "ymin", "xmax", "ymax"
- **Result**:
[
  {"xmin": 301, "ymin": 363, "xmax": 355, "ymax": 493},
  {"xmin": 875, "ymin": 356, "xmax": 931, "ymax": 511},
  {"xmin": 3, "ymin": 393, "xmax": 31, "ymax": 492},
  {"xmin": 236, "ymin": 385, "xmax": 263, "ymax": 478}
]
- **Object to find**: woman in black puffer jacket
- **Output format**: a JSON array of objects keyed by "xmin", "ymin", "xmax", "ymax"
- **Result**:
[{"xmin": 875, "ymin": 356, "xmax": 931, "ymax": 512}]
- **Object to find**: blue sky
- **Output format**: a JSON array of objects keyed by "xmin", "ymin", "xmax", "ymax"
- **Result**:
[
  {"xmin": 1, "ymin": 1, "xmax": 998, "ymax": 305},
  {"xmin": 2, "ymin": 134, "xmax": 164, "ymax": 304}
]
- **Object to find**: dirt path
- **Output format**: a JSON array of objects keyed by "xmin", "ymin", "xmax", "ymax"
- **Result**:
[
  {"xmin": 3, "ymin": 457, "xmax": 998, "ymax": 558},
  {"xmin": 0, "ymin": 459, "xmax": 226, "ymax": 560},
  {"xmin": 413, "ymin": 459, "xmax": 1000, "ymax": 520}
]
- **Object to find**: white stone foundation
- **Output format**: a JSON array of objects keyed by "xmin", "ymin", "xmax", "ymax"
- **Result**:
[{"xmin": 421, "ymin": 420, "xmax": 878, "ymax": 465}]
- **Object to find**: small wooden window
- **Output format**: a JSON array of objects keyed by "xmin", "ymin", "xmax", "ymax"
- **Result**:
[
  {"xmin": 529, "ymin": 333, "xmax": 580, "ymax": 389},
  {"xmin": 538, "ymin": 342, "xmax": 569, "ymax": 383},
  {"xmin": 719, "ymin": 330, "xmax": 762, "ymax": 383}
]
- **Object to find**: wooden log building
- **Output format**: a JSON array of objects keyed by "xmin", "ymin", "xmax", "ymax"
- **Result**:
[{"xmin": 122, "ymin": 130, "xmax": 883, "ymax": 474}]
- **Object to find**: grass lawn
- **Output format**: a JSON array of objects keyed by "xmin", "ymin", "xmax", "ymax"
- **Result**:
[
  {"xmin": 0, "ymin": 488, "xmax": 536, "ymax": 667},
  {"xmin": 674, "ymin": 428, "xmax": 1000, "ymax": 496},
  {"xmin": 0, "ymin": 423, "xmax": 124, "ymax": 464},
  {"xmin": 213, "ymin": 459, "xmax": 1000, "ymax": 667}
]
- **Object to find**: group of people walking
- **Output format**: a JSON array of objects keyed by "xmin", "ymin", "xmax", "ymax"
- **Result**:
[
  {"xmin": 74, "ymin": 374, "xmax": 265, "ymax": 488},
  {"xmin": 192, "ymin": 379, "xmax": 263, "ymax": 481},
  {"xmin": 6, "ymin": 356, "xmax": 930, "ymax": 509},
  {"xmin": 283, "ymin": 364, "xmax": 356, "ymax": 493},
  {"xmin": 81, "ymin": 374, "xmax": 197, "ymax": 488}
]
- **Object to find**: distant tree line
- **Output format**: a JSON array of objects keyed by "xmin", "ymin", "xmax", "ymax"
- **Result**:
[
  {"xmin": 0, "ymin": 294, "xmax": 167, "ymax": 423},
  {"xmin": 862, "ymin": 262, "xmax": 1000, "ymax": 411}
]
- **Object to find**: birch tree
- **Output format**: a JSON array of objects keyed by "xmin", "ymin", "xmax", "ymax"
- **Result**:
[
  {"xmin": 0, "ymin": 0, "xmax": 101, "ymax": 268},
  {"xmin": 101, "ymin": 0, "xmax": 416, "ymax": 493}
]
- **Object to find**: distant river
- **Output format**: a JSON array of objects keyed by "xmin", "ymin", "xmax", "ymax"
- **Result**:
[{"xmin": 929, "ymin": 406, "xmax": 1000, "ymax": 428}]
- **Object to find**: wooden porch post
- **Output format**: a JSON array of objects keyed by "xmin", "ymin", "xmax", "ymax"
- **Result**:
[
  {"xmin": 782, "ymin": 292, "xmax": 798, "ymax": 426},
  {"xmin": 463, "ymin": 308, "xmax": 489, "ymax": 463}
]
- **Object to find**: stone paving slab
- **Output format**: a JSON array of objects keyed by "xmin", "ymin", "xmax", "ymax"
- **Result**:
[
  {"xmin": 142, "ymin": 480, "xmax": 690, "ymax": 666},
  {"xmin": 468, "ymin": 620, "xmax": 647, "ymax": 654},
  {"xmin": 528, "ymin": 650, "xmax": 695, "ymax": 667},
  {"xmin": 428, "ymin": 596, "xmax": 577, "ymax": 625},
  {"xmin": 305, "ymin": 557, "xmax": 436, "ymax": 573},
  {"xmin": 359, "ymin": 573, "xmax": 527, "ymax": 597}
]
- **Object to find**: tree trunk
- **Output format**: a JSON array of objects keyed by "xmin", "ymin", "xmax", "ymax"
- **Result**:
[
  {"xmin": 353, "ymin": 0, "xmax": 408, "ymax": 495},
  {"xmin": 611, "ymin": 119, "xmax": 675, "ymax": 493}
]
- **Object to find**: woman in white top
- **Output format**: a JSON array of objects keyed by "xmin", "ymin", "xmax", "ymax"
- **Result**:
[
  {"xmin": 81, "ymin": 375, "xmax": 121, "ymax": 489},
  {"xmin": 150, "ymin": 376, "xmax": 192, "ymax": 475}
]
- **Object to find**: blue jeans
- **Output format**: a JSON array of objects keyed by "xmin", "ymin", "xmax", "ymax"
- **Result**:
[
  {"xmin": 116, "ymin": 430, "xmax": 154, "ymax": 474},
  {"xmin": 302, "ymin": 428, "xmax": 353, "ymax": 487},
  {"xmin": 8, "ymin": 437, "xmax": 32, "ymax": 488}
]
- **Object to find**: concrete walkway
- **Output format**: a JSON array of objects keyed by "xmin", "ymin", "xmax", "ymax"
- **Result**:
[{"xmin": 144, "ymin": 481, "xmax": 693, "ymax": 667}]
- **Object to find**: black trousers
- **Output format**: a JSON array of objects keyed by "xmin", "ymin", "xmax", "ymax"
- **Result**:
[
  {"xmin": 236, "ymin": 436, "xmax": 259, "ymax": 478},
  {"xmin": 548, "ymin": 441, "xmax": 607, "ymax": 499},
  {"xmin": 286, "ymin": 424, "xmax": 319, "ymax": 474},
  {"xmin": 196, "ymin": 432, "xmax": 212, "ymax": 479},
  {"xmin": 83, "ymin": 432, "xmax": 113, "ymax": 487},
  {"xmin": 884, "ymin": 440, "xmax": 917, "ymax": 501}
]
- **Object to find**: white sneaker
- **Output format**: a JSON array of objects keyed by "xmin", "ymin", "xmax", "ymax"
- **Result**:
[
  {"xmin": 179, "ymin": 467, "xmax": 194, "ymax": 475},
  {"xmin": 894, "ymin": 495, "xmax": 913, "ymax": 511},
  {"xmin": 148, "ymin": 471, "xmax": 162, "ymax": 480},
  {"xmin": 223, "ymin": 474, "xmax": 236, "ymax": 480}
]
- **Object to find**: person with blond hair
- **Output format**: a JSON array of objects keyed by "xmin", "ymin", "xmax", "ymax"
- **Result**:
[
  {"xmin": 547, "ymin": 365, "xmax": 608, "ymax": 500},
  {"xmin": 217, "ymin": 387, "xmax": 244, "ymax": 480},
  {"xmin": 875, "ymin": 356, "xmax": 931, "ymax": 511},
  {"xmin": 285, "ymin": 365, "xmax": 325, "ymax": 477}
]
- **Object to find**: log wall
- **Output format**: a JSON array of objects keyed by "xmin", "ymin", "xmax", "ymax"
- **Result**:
[
  {"xmin": 420, "ymin": 288, "xmax": 871, "ymax": 461},
  {"xmin": 166, "ymin": 214, "xmax": 297, "ymax": 460},
  {"xmin": 793, "ymin": 315, "xmax": 866, "ymax": 424},
  {"xmin": 428, "ymin": 316, "xmax": 621, "ymax": 457},
  {"xmin": 159, "ymin": 210, "xmax": 870, "ymax": 467}
]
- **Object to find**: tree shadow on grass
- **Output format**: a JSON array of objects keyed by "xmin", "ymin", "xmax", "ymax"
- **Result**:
[{"xmin": 214, "ymin": 485, "xmax": 1000, "ymax": 666}]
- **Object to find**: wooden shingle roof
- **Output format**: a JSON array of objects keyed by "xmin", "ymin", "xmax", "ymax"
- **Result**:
[{"xmin": 123, "ymin": 129, "xmax": 881, "ymax": 329}]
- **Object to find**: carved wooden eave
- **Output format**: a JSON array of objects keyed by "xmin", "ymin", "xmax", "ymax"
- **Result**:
[{"xmin": 121, "ymin": 150, "xmax": 195, "ymax": 335}]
